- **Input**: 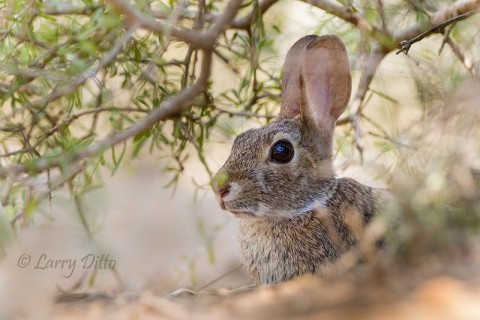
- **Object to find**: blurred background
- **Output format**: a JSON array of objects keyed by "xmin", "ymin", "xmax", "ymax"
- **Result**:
[{"xmin": 0, "ymin": 0, "xmax": 479, "ymax": 317}]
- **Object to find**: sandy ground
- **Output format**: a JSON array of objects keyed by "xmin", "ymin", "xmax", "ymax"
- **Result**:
[{"xmin": 51, "ymin": 258, "xmax": 480, "ymax": 320}]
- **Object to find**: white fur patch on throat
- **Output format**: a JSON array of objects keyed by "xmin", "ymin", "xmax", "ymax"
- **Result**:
[{"xmin": 257, "ymin": 198, "xmax": 328, "ymax": 219}]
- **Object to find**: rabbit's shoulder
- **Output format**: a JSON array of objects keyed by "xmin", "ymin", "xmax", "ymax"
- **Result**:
[{"xmin": 326, "ymin": 178, "xmax": 377, "ymax": 221}]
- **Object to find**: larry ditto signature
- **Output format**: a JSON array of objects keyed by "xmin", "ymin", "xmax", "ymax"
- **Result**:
[{"xmin": 17, "ymin": 253, "xmax": 116, "ymax": 278}]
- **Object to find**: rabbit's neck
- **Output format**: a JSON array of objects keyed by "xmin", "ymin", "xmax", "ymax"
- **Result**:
[
  {"xmin": 252, "ymin": 177, "xmax": 339, "ymax": 220},
  {"xmin": 236, "ymin": 178, "xmax": 381, "ymax": 285},
  {"xmin": 237, "ymin": 211, "xmax": 340, "ymax": 285}
]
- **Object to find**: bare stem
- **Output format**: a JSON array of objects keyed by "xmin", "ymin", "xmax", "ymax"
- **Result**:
[{"xmin": 396, "ymin": 8, "xmax": 480, "ymax": 55}]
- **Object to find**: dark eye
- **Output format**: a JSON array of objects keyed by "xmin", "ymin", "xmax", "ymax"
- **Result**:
[{"xmin": 270, "ymin": 140, "xmax": 294, "ymax": 163}]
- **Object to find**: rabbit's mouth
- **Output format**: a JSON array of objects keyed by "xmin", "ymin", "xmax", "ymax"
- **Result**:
[
  {"xmin": 219, "ymin": 198, "xmax": 227, "ymax": 210},
  {"xmin": 223, "ymin": 202, "xmax": 257, "ymax": 217},
  {"xmin": 217, "ymin": 194, "xmax": 252, "ymax": 215},
  {"xmin": 229, "ymin": 210, "xmax": 256, "ymax": 218},
  {"xmin": 221, "ymin": 200, "xmax": 259, "ymax": 218}
]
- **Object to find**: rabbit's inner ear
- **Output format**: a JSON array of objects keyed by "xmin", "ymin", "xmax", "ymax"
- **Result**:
[
  {"xmin": 280, "ymin": 35, "xmax": 318, "ymax": 119},
  {"xmin": 302, "ymin": 36, "xmax": 352, "ymax": 130}
]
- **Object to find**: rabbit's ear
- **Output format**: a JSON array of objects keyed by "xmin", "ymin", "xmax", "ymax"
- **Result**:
[
  {"xmin": 302, "ymin": 35, "xmax": 351, "ymax": 128},
  {"xmin": 280, "ymin": 35, "xmax": 317, "ymax": 118},
  {"xmin": 281, "ymin": 35, "xmax": 351, "ymax": 131}
]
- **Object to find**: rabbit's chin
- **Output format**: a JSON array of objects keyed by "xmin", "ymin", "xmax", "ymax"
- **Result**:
[{"xmin": 223, "ymin": 204, "xmax": 259, "ymax": 219}]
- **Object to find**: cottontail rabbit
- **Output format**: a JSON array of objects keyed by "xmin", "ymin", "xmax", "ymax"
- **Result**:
[{"xmin": 212, "ymin": 35, "xmax": 388, "ymax": 285}]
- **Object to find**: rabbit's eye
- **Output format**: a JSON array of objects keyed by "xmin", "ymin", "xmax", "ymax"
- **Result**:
[{"xmin": 271, "ymin": 140, "xmax": 294, "ymax": 163}]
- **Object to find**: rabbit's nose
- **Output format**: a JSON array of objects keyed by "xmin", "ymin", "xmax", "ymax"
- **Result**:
[{"xmin": 218, "ymin": 185, "xmax": 231, "ymax": 199}]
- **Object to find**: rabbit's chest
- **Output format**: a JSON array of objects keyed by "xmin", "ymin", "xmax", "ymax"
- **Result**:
[{"xmin": 237, "ymin": 212, "xmax": 346, "ymax": 285}]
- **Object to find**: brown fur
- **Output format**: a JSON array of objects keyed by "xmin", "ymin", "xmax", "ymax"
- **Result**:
[
  {"xmin": 212, "ymin": 35, "xmax": 390, "ymax": 285},
  {"xmin": 236, "ymin": 179, "xmax": 384, "ymax": 284}
]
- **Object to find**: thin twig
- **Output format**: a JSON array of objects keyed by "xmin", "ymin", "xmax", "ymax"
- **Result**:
[
  {"xmin": 152, "ymin": 0, "xmax": 277, "ymax": 30},
  {"xmin": 348, "ymin": 45, "xmax": 388, "ymax": 162},
  {"xmin": 213, "ymin": 48, "xmax": 240, "ymax": 75},
  {"xmin": 438, "ymin": 26, "xmax": 453, "ymax": 54},
  {"xmin": 336, "ymin": 116, "xmax": 352, "ymax": 126},
  {"xmin": 304, "ymin": 0, "xmax": 390, "ymax": 48},
  {"xmin": 445, "ymin": 36, "xmax": 474, "ymax": 74},
  {"xmin": 180, "ymin": 122, "xmax": 212, "ymax": 177},
  {"xmin": 215, "ymin": 106, "xmax": 275, "ymax": 119},
  {"xmin": 368, "ymin": 131, "xmax": 417, "ymax": 150},
  {"xmin": 195, "ymin": 264, "xmax": 243, "ymax": 291},
  {"xmin": 41, "ymin": 4, "xmax": 99, "ymax": 15},
  {"xmin": 108, "ymin": 0, "xmax": 207, "ymax": 48},
  {"xmin": 396, "ymin": 7, "xmax": 480, "ymax": 54},
  {"xmin": 376, "ymin": 0, "xmax": 388, "ymax": 33}
]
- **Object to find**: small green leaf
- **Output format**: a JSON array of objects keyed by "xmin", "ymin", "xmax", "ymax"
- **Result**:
[
  {"xmin": 133, "ymin": 45, "xmax": 141, "ymax": 61},
  {"xmin": 39, "ymin": 12, "xmax": 57, "ymax": 22}
]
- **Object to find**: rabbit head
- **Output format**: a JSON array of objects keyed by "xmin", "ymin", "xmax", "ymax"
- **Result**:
[{"xmin": 212, "ymin": 35, "xmax": 352, "ymax": 219}]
